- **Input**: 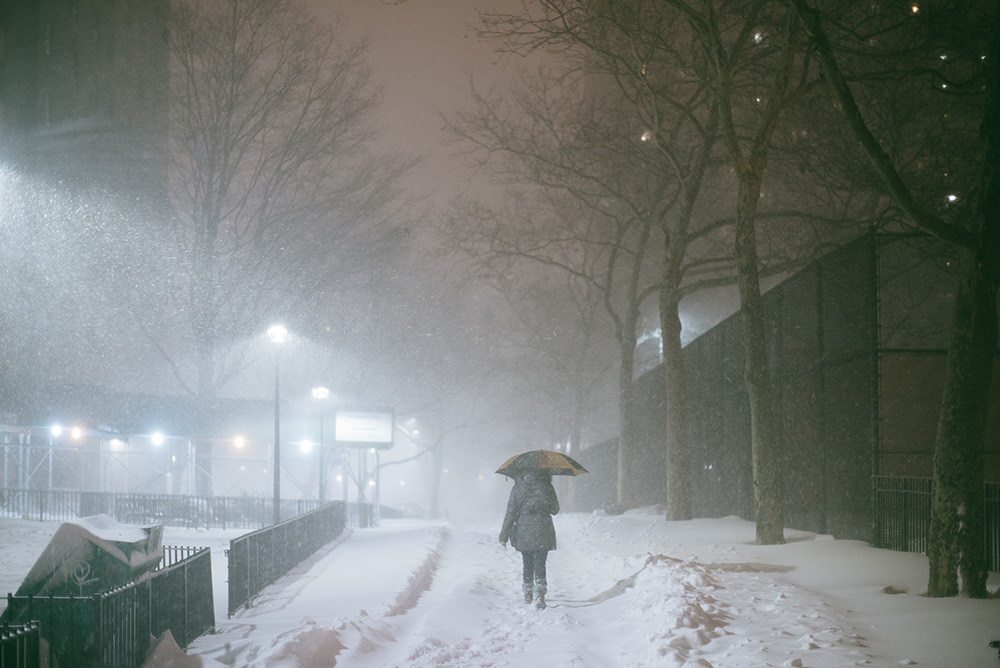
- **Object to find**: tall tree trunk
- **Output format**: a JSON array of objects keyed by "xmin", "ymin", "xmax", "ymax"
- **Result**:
[
  {"xmin": 735, "ymin": 180, "xmax": 785, "ymax": 545},
  {"xmin": 927, "ymin": 241, "xmax": 997, "ymax": 597},
  {"xmin": 617, "ymin": 340, "xmax": 639, "ymax": 509},
  {"xmin": 660, "ymin": 288, "xmax": 691, "ymax": 520},
  {"xmin": 928, "ymin": 15, "xmax": 1000, "ymax": 596},
  {"xmin": 194, "ymin": 343, "xmax": 214, "ymax": 497}
]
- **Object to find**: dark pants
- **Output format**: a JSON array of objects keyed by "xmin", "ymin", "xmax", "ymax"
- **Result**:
[{"xmin": 521, "ymin": 550, "xmax": 548, "ymax": 591}]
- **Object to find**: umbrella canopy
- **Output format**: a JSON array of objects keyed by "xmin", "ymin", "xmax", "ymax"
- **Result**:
[{"xmin": 495, "ymin": 449, "xmax": 588, "ymax": 477}]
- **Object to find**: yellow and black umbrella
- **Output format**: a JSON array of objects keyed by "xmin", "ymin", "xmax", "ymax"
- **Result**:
[{"xmin": 495, "ymin": 449, "xmax": 588, "ymax": 478}]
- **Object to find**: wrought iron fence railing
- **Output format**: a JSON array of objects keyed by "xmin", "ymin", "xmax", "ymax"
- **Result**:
[
  {"xmin": 228, "ymin": 501, "xmax": 346, "ymax": 617},
  {"xmin": 3, "ymin": 546, "xmax": 213, "ymax": 668},
  {"xmin": 874, "ymin": 476, "xmax": 1000, "ymax": 573},
  {"xmin": 0, "ymin": 488, "xmax": 323, "ymax": 529},
  {"xmin": 0, "ymin": 621, "xmax": 41, "ymax": 668}
]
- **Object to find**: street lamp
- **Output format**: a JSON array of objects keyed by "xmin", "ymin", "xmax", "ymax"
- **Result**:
[
  {"xmin": 268, "ymin": 324, "xmax": 287, "ymax": 525},
  {"xmin": 312, "ymin": 386, "xmax": 330, "ymax": 503}
]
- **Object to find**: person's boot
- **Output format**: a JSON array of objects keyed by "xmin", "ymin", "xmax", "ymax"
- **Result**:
[
  {"xmin": 522, "ymin": 582, "xmax": 533, "ymax": 604},
  {"xmin": 534, "ymin": 580, "xmax": 547, "ymax": 609}
]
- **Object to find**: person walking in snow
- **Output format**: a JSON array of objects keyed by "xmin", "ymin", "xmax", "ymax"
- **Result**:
[{"xmin": 498, "ymin": 470, "xmax": 560, "ymax": 609}]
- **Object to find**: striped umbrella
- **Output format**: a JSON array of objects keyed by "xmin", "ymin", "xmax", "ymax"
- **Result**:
[{"xmin": 495, "ymin": 449, "xmax": 588, "ymax": 477}]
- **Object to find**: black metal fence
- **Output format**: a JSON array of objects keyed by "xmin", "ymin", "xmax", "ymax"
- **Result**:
[
  {"xmin": 0, "ymin": 488, "xmax": 323, "ymax": 528},
  {"xmin": 228, "ymin": 501, "xmax": 346, "ymax": 617},
  {"xmin": 3, "ymin": 546, "xmax": 213, "ymax": 668},
  {"xmin": 0, "ymin": 622, "xmax": 41, "ymax": 668},
  {"xmin": 874, "ymin": 477, "xmax": 1000, "ymax": 572}
]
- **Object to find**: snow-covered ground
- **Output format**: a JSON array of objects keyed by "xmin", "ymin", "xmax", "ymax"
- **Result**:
[{"xmin": 2, "ymin": 509, "xmax": 999, "ymax": 667}]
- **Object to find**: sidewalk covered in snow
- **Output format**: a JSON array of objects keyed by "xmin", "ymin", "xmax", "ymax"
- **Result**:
[{"xmin": 136, "ymin": 509, "xmax": 1000, "ymax": 668}]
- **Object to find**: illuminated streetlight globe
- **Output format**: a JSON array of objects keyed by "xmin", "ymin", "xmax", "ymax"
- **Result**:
[
  {"xmin": 267, "ymin": 324, "xmax": 288, "ymax": 344},
  {"xmin": 312, "ymin": 387, "xmax": 330, "ymax": 400}
]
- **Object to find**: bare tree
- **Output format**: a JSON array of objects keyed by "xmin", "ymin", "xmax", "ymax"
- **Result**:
[
  {"xmin": 162, "ymin": 0, "xmax": 408, "ymax": 495},
  {"xmin": 446, "ymin": 197, "xmax": 620, "ymax": 461},
  {"xmin": 474, "ymin": 1, "xmax": 725, "ymax": 514},
  {"xmin": 476, "ymin": 1, "xmax": 866, "ymax": 532},
  {"xmin": 792, "ymin": 0, "xmax": 997, "ymax": 598}
]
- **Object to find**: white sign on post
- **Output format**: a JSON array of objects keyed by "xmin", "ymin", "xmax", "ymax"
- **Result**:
[{"xmin": 334, "ymin": 410, "xmax": 394, "ymax": 449}]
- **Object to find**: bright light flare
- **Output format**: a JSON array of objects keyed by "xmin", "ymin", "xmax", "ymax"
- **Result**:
[{"xmin": 267, "ymin": 324, "xmax": 288, "ymax": 344}]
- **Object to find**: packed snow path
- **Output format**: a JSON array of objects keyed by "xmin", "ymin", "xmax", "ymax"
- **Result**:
[{"xmin": 175, "ymin": 510, "xmax": 1000, "ymax": 668}]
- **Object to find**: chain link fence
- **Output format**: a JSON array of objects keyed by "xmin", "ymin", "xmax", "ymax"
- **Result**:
[{"xmin": 586, "ymin": 232, "xmax": 999, "ymax": 545}]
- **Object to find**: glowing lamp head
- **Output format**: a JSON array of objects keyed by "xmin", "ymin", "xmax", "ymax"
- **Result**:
[{"xmin": 267, "ymin": 324, "xmax": 288, "ymax": 344}]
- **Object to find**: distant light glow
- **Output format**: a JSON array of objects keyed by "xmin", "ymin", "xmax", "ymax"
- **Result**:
[
  {"xmin": 267, "ymin": 324, "xmax": 288, "ymax": 344},
  {"xmin": 754, "ymin": 32, "xmax": 763, "ymax": 44},
  {"xmin": 300, "ymin": 440, "xmax": 313, "ymax": 453},
  {"xmin": 71, "ymin": 427, "xmax": 83, "ymax": 440},
  {"xmin": 152, "ymin": 433, "xmax": 165, "ymax": 446},
  {"xmin": 947, "ymin": 194, "xmax": 958, "ymax": 202},
  {"xmin": 640, "ymin": 130, "xmax": 652, "ymax": 142},
  {"xmin": 312, "ymin": 386, "xmax": 330, "ymax": 400},
  {"xmin": 911, "ymin": 3, "xmax": 919, "ymax": 13},
  {"xmin": 336, "ymin": 474, "xmax": 343, "ymax": 482},
  {"xmin": 234, "ymin": 436, "xmax": 245, "ymax": 449},
  {"xmin": 51, "ymin": 425, "xmax": 62, "ymax": 437}
]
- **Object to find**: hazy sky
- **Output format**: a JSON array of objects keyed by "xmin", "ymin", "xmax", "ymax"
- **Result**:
[{"xmin": 309, "ymin": 0, "xmax": 527, "ymax": 206}]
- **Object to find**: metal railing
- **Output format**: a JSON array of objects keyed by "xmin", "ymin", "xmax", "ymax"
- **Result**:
[
  {"xmin": 228, "ymin": 501, "xmax": 346, "ymax": 616},
  {"xmin": 987, "ymin": 482, "xmax": 1000, "ymax": 573},
  {"xmin": 0, "ymin": 488, "xmax": 323, "ymax": 529},
  {"xmin": 874, "ymin": 477, "xmax": 1000, "ymax": 572},
  {"xmin": 3, "ymin": 546, "xmax": 213, "ymax": 668},
  {"xmin": 0, "ymin": 622, "xmax": 41, "ymax": 668}
]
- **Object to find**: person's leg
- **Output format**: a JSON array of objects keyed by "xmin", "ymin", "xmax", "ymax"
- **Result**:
[
  {"xmin": 521, "ymin": 551, "xmax": 535, "ymax": 602},
  {"xmin": 533, "ymin": 551, "xmax": 549, "ymax": 608}
]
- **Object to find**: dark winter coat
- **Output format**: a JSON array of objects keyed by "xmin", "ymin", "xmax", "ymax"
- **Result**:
[{"xmin": 498, "ymin": 472, "xmax": 559, "ymax": 552}]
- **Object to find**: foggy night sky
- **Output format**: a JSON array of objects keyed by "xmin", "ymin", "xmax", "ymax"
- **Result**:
[{"xmin": 309, "ymin": 0, "xmax": 527, "ymax": 206}]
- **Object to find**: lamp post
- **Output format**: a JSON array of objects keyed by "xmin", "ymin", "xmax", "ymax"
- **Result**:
[
  {"xmin": 312, "ymin": 386, "xmax": 330, "ymax": 503},
  {"xmin": 268, "ymin": 324, "xmax": 287, "ymax": 525}
]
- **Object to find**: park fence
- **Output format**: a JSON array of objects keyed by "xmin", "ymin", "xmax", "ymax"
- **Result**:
[
  {"xmin": 874, "ymin": 477, "xmax": 1000, "ymax": 573},
  {"xmin": 0, "ymin": 622, "xmax": 41, "ymax": 668},
  {"xmin": 228, "ymin": 501, "xmax": 346, "ymax": 617},
  {"xmin": 0, "ymin": 488, "xmax": 323, "ymax": 528},
  {"xmin": 3, "ymin": 546, "xmax": 213, "ymax": 668}
]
